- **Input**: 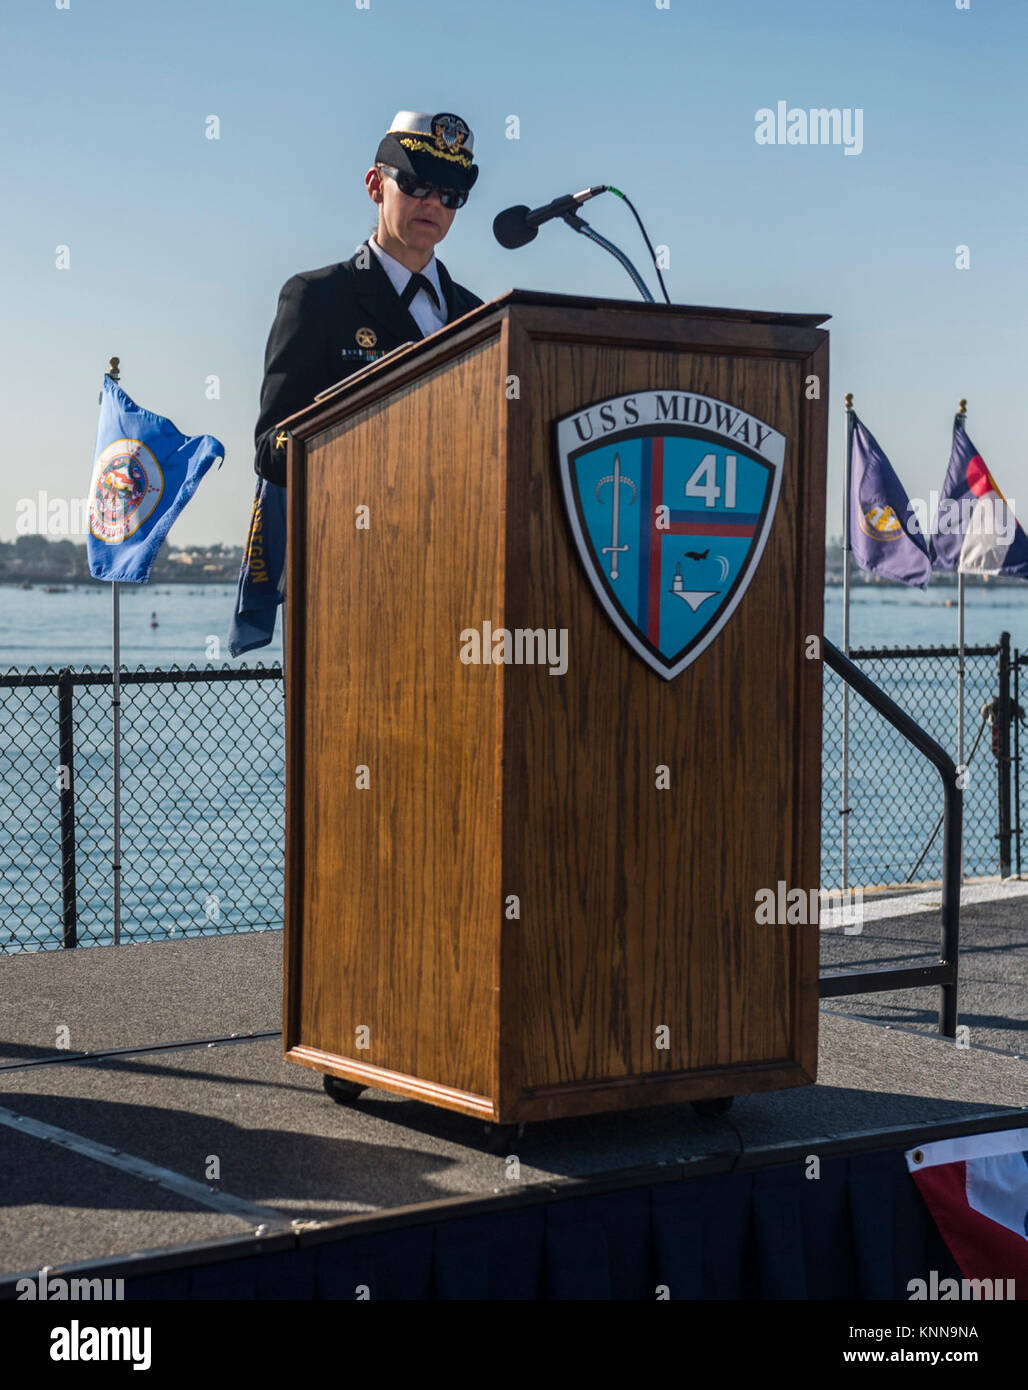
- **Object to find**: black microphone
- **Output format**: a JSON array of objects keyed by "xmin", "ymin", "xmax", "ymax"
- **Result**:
[{"xmin": 493, "ymin": 186, "xmax": 608, "ymax": 248}]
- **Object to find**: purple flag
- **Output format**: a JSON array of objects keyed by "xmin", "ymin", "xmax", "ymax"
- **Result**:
[
  {"xmin": 849, "ymin": 416, "xmax": 932, "ymax": 588},
  {"xmin": 931, "ymin": 419, "xmax": 1028, "ymax": 576}
]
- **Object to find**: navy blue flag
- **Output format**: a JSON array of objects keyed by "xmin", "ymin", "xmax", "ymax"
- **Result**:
[
  {"xmin": 849, "ymin": 416, "xmax": 932, "ymax": 588},
  {"xmin": 87, "ymin": 375, "xmax": 223, "ymax": 582},
  {"xmin": 228, "ymin": 476, "xmax": 286, "ymax": 657},
  {"xmin": 931, "ymin": 419, "xmax": 1028, "ymax": 577}
]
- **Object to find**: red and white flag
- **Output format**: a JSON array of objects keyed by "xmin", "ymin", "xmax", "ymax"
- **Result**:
[{"xmin": 907, "ymin": 1129, "xmax": 1028, "ymax": 1298}]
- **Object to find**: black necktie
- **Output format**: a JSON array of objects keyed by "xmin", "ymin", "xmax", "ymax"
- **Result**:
[{"xmin": 399, "ymin": 271, "xmax": 440, "ymax": 312}]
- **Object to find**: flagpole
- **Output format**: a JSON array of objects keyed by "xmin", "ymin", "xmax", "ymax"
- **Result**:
[
  {"xmin": 841, "ymin": 392, "xmax": 854, "ymax": 891},
  {"xmin": 112, "ymin": 579, "xmax": 122, "ymax": 946},
  {"xmin": 955, "ymin": 399, "xmax": 968, "ymax": 762},
  {"xmin": 107, "ymin": 355, "xmax": 123, "ymax": 947},
  {"xmin": 957, "ymin": 567, "xmax": 965, "ymax": 770},
  {"xmin": 956, "ymin": 398, "xmax": 967, "ymax": 884}
]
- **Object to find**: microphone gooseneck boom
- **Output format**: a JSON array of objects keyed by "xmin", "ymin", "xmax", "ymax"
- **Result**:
[
  {"xmin": 492, "ymin": 186, "xmax": 608, "ymax": 249},
  {"xmin": 491, "ymin": 185, "xmax": 670, "ymax": 304}
]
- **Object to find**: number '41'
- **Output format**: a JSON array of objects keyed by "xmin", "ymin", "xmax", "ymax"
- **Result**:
[{"xmin": 685, "ymin": 454, "xmax": 737, "ymax": 508}]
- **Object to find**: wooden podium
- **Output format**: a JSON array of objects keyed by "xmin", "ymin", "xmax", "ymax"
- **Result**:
[{"xmin": 281, "ymin": 291, "xmax": 828, "ymax": 1125}]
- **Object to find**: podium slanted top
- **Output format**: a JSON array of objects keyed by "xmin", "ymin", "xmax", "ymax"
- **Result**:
[{"xmin": 280, "ymin": 289, "xmax": 830, "ymax": 439}]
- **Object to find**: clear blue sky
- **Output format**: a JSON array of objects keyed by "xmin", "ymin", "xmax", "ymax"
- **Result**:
[{"xmin": 2, "ymin": 0, "xmax": 1025, "ymax": 547}]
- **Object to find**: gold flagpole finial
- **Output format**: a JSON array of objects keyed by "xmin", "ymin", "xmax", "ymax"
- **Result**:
[
  {"xmin": 958, "ymin": 398, "xmax": 967, "ymax": 415},
  {"xmin": 844, "ymin": 392, "xmax": 853, "ymax": 410},
  {"xmin": 107, "ymin": 356, "xmax": 120, "ymax": 381}
]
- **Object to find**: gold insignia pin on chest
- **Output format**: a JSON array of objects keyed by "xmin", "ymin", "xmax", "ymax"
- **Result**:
[{"xmin": 355, "ymin": 327, "xmax": 377, "ymax": 348}]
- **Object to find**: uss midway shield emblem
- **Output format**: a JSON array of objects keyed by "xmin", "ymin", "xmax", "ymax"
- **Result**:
[{"xmin": 556, "ymin": 390, "xmax": 785, "ymax": 679}]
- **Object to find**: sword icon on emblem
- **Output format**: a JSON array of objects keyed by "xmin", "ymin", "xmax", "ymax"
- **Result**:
[{"xmin": 595, "ymin": 453, "xmax": 637, "ymax": 581}]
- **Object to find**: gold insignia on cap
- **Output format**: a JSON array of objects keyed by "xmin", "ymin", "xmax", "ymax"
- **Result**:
[
  {"xmin": 356, "ymin": 327, "xmax": 377, "ymax": 348},
  {"xmin": 431, "ymin": 113, "xmax": 469, "ymax": 153},
  {"xmin": 398, "ymin": 135, "xmax": 472, "ymax": 168}
]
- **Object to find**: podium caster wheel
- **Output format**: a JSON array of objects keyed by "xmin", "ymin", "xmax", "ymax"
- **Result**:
[
  {"xmin": 692, "ymin": 1097, "xmax": 733, "ymax": 1117},
  {"xmin": 323, "ymin": 1074, "xmax": 366, "ymax": 1105},
  {"xmin": 482, "ymin": 1122, "xmax": 522, "ymax": 1154}
]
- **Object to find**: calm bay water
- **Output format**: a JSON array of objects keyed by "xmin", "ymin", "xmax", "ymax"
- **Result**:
[
  {"xmin": 0, "ymin": 581, "xmax": 1024, "ymax": 949},
  {"xmin": 0, "ymin": 581, "xmax": 1023, "ymax": 671},
  {"xmin": 0, "ymin": 584, "xmax": 282, "ymax": 670},
  {"xmin": 824, "ymin": 584, "xmax": 1027, "ymax": 653}
]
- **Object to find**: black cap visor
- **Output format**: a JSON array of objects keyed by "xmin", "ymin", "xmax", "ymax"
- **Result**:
[{"xmin": 375, "ymin": 132, "xmax": 478, "ymax": 194}]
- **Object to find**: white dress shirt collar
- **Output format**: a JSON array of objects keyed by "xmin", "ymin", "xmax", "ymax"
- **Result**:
[{"xmin": 368, "ymin": 236, "xmax": 446, "ymax": 335}]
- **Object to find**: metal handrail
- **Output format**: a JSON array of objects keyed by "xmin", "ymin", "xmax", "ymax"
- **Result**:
[{"xmin": 820, "ymin": 639, "xmax": 963, "ymax": 1036}]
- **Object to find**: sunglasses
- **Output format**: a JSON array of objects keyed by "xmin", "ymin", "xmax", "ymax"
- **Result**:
[{"xmin": 377, "ymin": 164, "xmax": 468, "ymax": 210}]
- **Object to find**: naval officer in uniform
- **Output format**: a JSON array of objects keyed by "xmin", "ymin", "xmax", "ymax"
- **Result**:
[{"xmin": 254, "ymin": 111, "xmax": 483, "ymax": 486}]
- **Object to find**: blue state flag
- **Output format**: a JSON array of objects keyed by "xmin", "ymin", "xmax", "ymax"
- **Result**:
[
  {"xmin": 87, "ymin": 375, "xmax": 224, "ymax": 582},
  {"xmin": 228, "ymin": 476, "xmax": 286, "ymax": 657},
  {"xmin": 849, "ymin": 416, "xmax": 932, "ymax": 588}
]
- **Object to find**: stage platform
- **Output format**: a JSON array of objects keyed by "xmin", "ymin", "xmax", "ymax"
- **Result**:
[{"xmin": 1, "ymin": 896, "xmax": 1025, "ymax": 1294}]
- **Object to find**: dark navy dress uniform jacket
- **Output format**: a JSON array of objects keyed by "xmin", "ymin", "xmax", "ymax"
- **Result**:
[{"xmin": 254, "ymin": 241, "xmax": 484, "ymax": 486}]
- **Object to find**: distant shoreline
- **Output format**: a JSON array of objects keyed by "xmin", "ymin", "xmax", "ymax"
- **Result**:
[
  {"xmin": 3, "ymin": 574, "xmax": 1020, "ymax": 591},
  {"xmin": 1, "ymin": 576, "xmax": 238, "ymax": 588},
  {"xmin": 824, "ymin": 574, "xmax": 1021, "ymax": 588}
]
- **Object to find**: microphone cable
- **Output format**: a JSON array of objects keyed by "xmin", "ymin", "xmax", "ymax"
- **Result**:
[{"xmin": 605, "ymin": 186, "xmax": 672, "ymax": 305}]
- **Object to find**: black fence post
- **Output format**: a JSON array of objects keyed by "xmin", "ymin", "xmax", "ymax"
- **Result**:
[
  {"xmin": 57, "ymin": 667, "xmax": 78, "ymax": 948},
  {"xmin": 1014, "ymin": 648, "xmax": 1022, "ymax": 880},
  {"xmin": 997, "ymin": 632, "xmax": 1012, "ymax": 879},
  {"xmin": 939, "ymin": 766, "xmax": 963, "ymax": 1038}
]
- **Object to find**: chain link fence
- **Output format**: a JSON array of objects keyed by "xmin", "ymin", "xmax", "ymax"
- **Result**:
[
  {"xmin": 0, "ymin": 646, "xmax": 1023, "ymax": 951},
  {"xmin": 1, "ymin": 665, "xmax": 283, "ymax": 952},
  {"xmin": 821, "ymin": 640, "xmax": 1022, "ymax": 889}
]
